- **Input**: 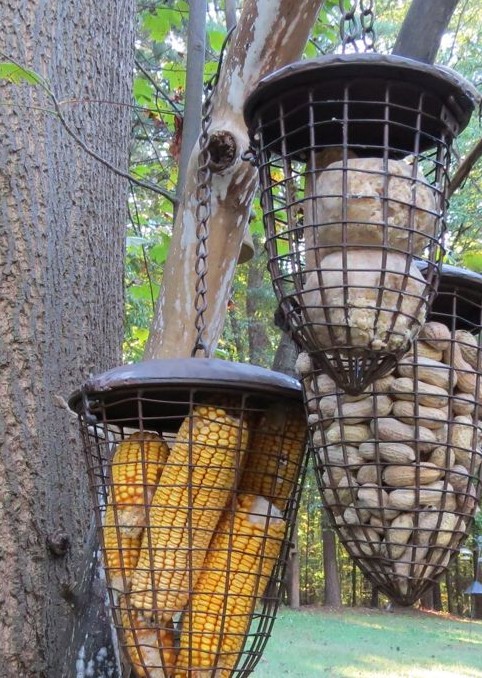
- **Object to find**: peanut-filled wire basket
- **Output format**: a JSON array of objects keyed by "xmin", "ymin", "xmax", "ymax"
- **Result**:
[
  {"xmin": 69, "ymin": 358, "xmax": 308, "ymax": 677},
  {"xmin": 243, "ymin": 54, "xmax": 477, "ymax": 394},
  {"xmin": 298, "ymin": 265, "xmax": 482, "ymax": 605}
]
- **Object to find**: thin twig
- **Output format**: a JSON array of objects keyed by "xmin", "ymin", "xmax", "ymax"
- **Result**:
[
  {"xmin": 127, "ymin": 190, "xmax": 157, "ymax": 311},
  {"xmin": 135, "ymin": 58, "xmax": 183, "ymax": 115},
  {"xmin": 49, "ymin": 92, "xmax": 177, "ymax": 202},
  {"xmin": 448, "ymin": 136, "xmax": 482, "ymax": 198},
  {"xmin": 446, "ymin": 0, "xmax": 470, "ymax": 65},
  {"xmin": 1, "ymin": 52, "xmax": 178, "ymax": 204}
]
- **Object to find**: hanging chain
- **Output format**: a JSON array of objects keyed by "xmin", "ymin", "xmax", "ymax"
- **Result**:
[
  {"xmin": 360, "ymin": 0, "xmax": 376, "ymax": 52},
  {"xmin": 339, "ymin": 0, "xmax": 376, "ymax": 52},
  {"xmin": 339, "ymin": 0, "xmax": 359, "ymax": 53},
  {"xmin": 191, "ymin": 27, "xmax": 236, "ymax": 358}
]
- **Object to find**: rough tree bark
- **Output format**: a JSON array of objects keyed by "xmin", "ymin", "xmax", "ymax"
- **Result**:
[
  {"xmin": 0, "ymin": 1, "xmax": 134, "ymax": 675},
  {"xmin": 144, "ymin": 0, "xmax": 325, "ymax": 360}
]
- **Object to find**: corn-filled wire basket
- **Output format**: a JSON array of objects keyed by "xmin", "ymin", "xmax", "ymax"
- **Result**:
[
  {"xmin": 69, "ymin": 358, "xmax": 308, "ymax": 677},
  {"xmin": 297, "ymin": 265, "xmax": 482, "ymax": 606},
  {"xmin": 244, "ymin": 54, "xmax": 476, "ymax": 395}
]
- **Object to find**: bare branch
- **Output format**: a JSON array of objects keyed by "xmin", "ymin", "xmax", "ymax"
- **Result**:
[
  {"xmin": 1, "ymin": 52, "xmax": 178, "ymax": 204},
  {"xmin": 446, "ymin": 0, "xmax": 470, "ymax": 64},
  {"xmin": 134, "ymin": 58, "xmax": 183, "ymax": 115},
  {"xmin": 448, "ymin": 136, "xmax": 482, "ymax": 197},
  {"xmin": 176, "ymin": 0, "xmax": 207, "ymax": 202},
  {"xmin": 49, "ymin": 92, "xmax": 177, "ymax": 202}
]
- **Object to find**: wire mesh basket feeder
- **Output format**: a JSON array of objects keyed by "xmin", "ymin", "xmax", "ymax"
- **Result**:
[
  {"xmin": 69, "ymin": 358, "xmax": 308, "ymax": 677},
  {"xmin": 297, "ymin": 265, "xmax": 482, "ymax": 606},
  {"xmin": 244, "ymin": 54, "xmax": 477, "ymax": 394}
]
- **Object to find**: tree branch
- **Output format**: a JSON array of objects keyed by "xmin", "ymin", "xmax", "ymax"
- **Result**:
[
  {"xmin": 448, "ymin": 136, "xmax": 482, "ymax": 197},
  {"xmin": 1, "ymin": 52, "xmax": 178, "ymax": 204},
  {"xmin": 134, "ymin": 58, "xmax": 183, "ymax": 116},
  {"xmin": 49, "ymin": 92, "xmax": 177, "ymax": 202},
  {"xmin": 176, "ymin": 0, "xmax": 207, "ymax": 203}
]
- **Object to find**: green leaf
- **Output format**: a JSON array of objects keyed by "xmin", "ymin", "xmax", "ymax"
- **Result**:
[
  {"xmin": 131, "ymin": 163, "xmax": 153, "ymax": 179},
  {"xmin": 143, "ymin": 11, "xmax": 171, "ymax": 42},
  {"xmin": 176, "ymin": 0, "xmax": 189, "ymax": 14},
  {"xmin": 142, "ymin": 7, "xmax": 184, "ymax": 42},
  {"xmin": 249, "ymin": 219, "xmax": 265, "ymax": 237},
  {"xmin": 304, "ymin": 41, "xmax": 319, "ymax": 58},
  {"xmin": 150, "ymin": 237, "xmax": 171, "ymax": 265},
  {"xmin": 131, "ymin": 326, "xmax": 150, "ymax": 343},
  {"xmin": 0, "ymin": 61, "xmax": 44, "ymax": 86},
  {"xmin": 204, "ymin": 61, "xmax": 218, "ymax": 79},
  {"xmin": 209, "ymin": 30, "xmax": 226, "ymax": 53},
  {"xmin": 213, "ymin": 347, "xmax": 229, "ymax": 359},
  {"xmin": 462, "ymin": 250, "xmax": 482, "ymax": 273},
  {"xmin": 162, "ymin": 62, "xmax": 186, "ymax": 90},
  {"xmin": 129, "ymin": 281, "xmax": 159, "ymax": 301},
  {"xmin": 133, "ymin": 76, "xmax": 153, "ymax": 104}
]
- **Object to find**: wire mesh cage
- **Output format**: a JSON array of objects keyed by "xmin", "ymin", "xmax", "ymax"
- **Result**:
[
  {"xmin": 69, "ymin": 358, "xmax": 308, "ymax": 677},
  {"xmin": 297, "ymin": 265, "xmax": 482, "ymax": 606},
  {"xmin": 244, "ymin": 54, "xmax": 477, "ymax": 394}
]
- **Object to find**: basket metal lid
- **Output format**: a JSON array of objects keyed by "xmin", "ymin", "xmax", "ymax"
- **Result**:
[
  {"xmin": 243, "ymin": 53, "xmax": 478, "ymax": 156},
  {"xmin": 69, "ymin": 357, "xmax": 302, "ymax": 411},
  {"xmin": 423, "ymin": 263, "xmax": 482, "ymax": 329}
]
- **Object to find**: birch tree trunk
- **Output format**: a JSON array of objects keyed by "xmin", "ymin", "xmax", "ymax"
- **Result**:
[
  {"xmin": 144, "ymin": 0, "xmax": 325, "ymax": 359},
  {"xmin": 0, "ymin": 1, "xmax": 134, "ymax": 675}
]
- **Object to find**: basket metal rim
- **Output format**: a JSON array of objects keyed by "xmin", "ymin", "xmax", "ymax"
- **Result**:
[
  {"xmin": 421, "ymin": 262, "xmax": 482, "ymax": 303},
  {"xmin": 68, "ymin": 357, "xmax": 302, "ymax": 411},
  {"xmin": 243, "ymin": 53, "xmax": 478, "ymax": 136}
]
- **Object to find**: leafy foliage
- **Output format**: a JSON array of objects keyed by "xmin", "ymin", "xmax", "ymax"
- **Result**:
[{"xmin": 0, "ymin": 61, "xmax": 44, "ymax": 85}]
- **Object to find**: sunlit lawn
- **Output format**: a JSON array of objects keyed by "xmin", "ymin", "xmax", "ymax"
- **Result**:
[{"xmin": 253, "ymin": 607, "xmax": 482, "ymax": 677}]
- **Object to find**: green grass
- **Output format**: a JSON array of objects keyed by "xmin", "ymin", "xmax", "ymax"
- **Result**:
[{"xmin": 252, "ymin": 607, "xmax": 482, "ymax": 677}]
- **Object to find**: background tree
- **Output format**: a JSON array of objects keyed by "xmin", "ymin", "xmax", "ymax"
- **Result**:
[{"xmin": 0, "ymin": 1, "xmax": 135, "ymax": 675}]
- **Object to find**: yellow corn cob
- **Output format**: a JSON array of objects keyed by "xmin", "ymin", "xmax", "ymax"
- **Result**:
[
  {"xmin": 103, "ymin": 503, "xmax": 143, "ymax": 592},
  {"xmin": 240, "ymin": 405, "xmax": 307, "ymax": 511},
  {"xmin": 103, "ymin": 431, "xmax": 170, "ymax": 592},
  {"xmin": 120, "ymin": 597, "xmax": 176, "ymax": 678},
  {"xmin": 110, "ymin": 431, "xmax": 171, "ymax": 537},
  {"xmin": 175, "ymin": 494, "xmax": 285, "ymax": 677},
  {"xmin": 130, "ymin": 406, "xmax": 248, "ymax": 620}
]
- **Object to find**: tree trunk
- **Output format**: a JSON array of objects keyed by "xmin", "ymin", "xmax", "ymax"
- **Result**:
[
  {"xmin": 323, "ymin": 527, "xmax": 342, "ymax": 607},
  {"xmin": 0, "ymin": 1, "xmax": 134, "ymax": 675},
  {"xmin": 246, "ymin": 235, "xmax": 272, "ymax": 366},
  {"xmin": 286, "ymin": 528, "xmax": 301, "ymax": 610},
  {"xmin": 420, "ymin": 587, "xmax": 434, "ymax": 610},
  {"xmin": 433, "ymin": 583, "xmax": 443, "ymax": 612},
  {"xmin": 446, "ymin": 571, "xmax": 456, "ymax": 615},
  {"xmin": 454, "ymin": 557, "xmax": 464, "ymax": 615},
  {"xmin": 393, "ymin": 0, "xmax": 461, "ymax": 64},
  {"xmin": 370, "ymin": 585, "xmax": 379, "ymax": 609},
  {"xmin": 351, "ymin": 562, "xmax": 357, "ymax": 607}
]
